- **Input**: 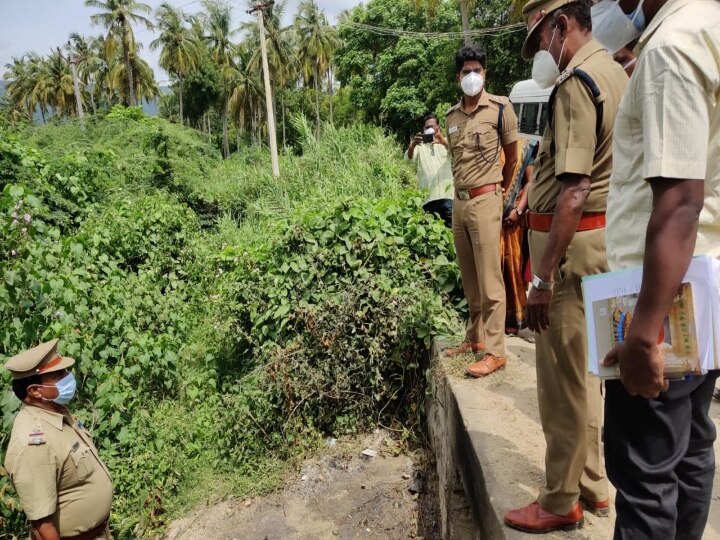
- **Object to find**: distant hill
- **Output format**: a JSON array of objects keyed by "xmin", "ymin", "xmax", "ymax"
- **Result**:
[{"xmin": 0, "ymin": 80, "xmax": 167, "ymax": 121}]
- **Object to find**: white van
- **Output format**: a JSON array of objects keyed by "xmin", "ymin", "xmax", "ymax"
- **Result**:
[{"xmin": 508, "ymin": 79, "xmax": 553, "ymax": 141}]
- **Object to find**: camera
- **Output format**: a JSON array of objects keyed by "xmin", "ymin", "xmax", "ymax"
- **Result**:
[{"xmin": 422, "ymin": 132, "xmax": 435, "ymax": 144}]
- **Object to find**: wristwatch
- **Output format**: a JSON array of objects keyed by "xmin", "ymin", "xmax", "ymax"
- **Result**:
[
  {"xmin": 532, "ymin": 274, "xmax": 554, "ymax": 291},
  {"xmin": 515, "ymin": 207, "xmax": 524, "ymax": 216}
]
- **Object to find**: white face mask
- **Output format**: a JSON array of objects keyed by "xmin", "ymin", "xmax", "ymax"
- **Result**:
[
  {"xmin": 591, "ymin": 0, "xmax": 646, "ymax": 53},
  {"xmin": 532, "ymin": 27, "xmax": 564, "ymax": 89},
  {"xmin": 461, "ymin": 72, "xmax": 484, "ymax": 97}
]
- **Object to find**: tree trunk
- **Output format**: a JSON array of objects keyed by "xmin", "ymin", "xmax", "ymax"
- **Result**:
[
  {"xmin": 89, "ymin": 80, "xmax": 97, "ymax": 116},
  {"xmin": 314, "ymin": 61, "xmax": 321, "ymax": 140},
  {"xmin": 123, "ymin": 39, "xmax": 136, "ymax": 107},
  {"xmin": 222, "ymin": 99, "xmax": 230, "ymax": 158},
  {"xmin": 236, "ymin": 122, "xmax": 241, "ymax": 152},
  {"xmin": 460, "ymin": 0, "xmax": 472, "ymax": 45},
  {"xmin": 281, "ymin": 92, "xmax": 287, "ymax": 149},
  {"xmin": 178, "ymin": 73, "xmax": 184, "ymax": 125},
  {"xmin": 327, "ymin": 65, "xmax": 334, "ymax": 126},
  {"xmin": 70, "ymin": 61, "xmax": 84, "ymax": 118}
]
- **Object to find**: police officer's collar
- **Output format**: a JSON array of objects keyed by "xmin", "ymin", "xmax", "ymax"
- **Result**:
[
  {"xmin": 458, "ymin": 90, "xmax": 491, "ymax": 115},
  {"xmin": 637, "ymin": 0, "xmax": 692, "ymax": 52},
  {"xmin": 22, "ymin": 404, "xmax": 66, "ymax": 431}
]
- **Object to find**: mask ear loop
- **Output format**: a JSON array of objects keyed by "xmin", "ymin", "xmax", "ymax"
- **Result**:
[{"xmin": 629, "ymin": 0, "xmax": 645, "ymax": 26}]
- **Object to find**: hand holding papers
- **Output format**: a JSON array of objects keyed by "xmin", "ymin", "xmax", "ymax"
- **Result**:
[{"xmin": 582, "ymin": 256, "xmax": 720, "ymax": 380}]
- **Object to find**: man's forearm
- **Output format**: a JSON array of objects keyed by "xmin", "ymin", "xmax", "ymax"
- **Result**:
[
  {"xmin": 536, "ymin": 178, "xmax": 590, "ymax": 281},
  {"xmin": 407, "ymin": 144, "xmax": 416, "ymax": 160},
  {"xmin": 626, "ymin": 179, "xmax": 704, "ymax": 344},
  {"xmin": 31, "ymin": 519, "xmax": 61, "ymax": 540}
]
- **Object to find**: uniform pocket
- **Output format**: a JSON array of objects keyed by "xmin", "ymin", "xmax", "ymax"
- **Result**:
[
  {"xmin": 70, "ymin": 445, "xmax": 95, "ymax": 482},
  {"xmin": 448, "ymin": 127, "xmax": 464, "ymax": 161}
]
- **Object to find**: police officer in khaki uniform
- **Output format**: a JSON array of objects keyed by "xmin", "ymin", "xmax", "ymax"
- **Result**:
[
  {"xmin": 444, "ymin": 44, "xmax": 519, "ymax": 377},
  {"xmin": 503, "ymin": 0, "xmax": 627, "ymax": 533},
  {"xmin": 4, "ymin": 339, "xmax": 113, "ymax": 540}
]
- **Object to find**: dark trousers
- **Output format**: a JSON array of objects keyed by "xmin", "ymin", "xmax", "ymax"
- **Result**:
[
  {"xmin": 605, "ymin": 373, "xmax": 718, "ymax": 540},
  {"xmin": 423, "ymin": 198, "xmax": 453, "ymax": 228}
]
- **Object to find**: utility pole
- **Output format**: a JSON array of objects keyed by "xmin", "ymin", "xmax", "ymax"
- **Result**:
[{"xmin": 248, "ymin": 1, "xmax": 280, "ymax": 178}]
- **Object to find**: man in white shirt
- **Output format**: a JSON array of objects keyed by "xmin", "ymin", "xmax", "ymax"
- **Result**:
[
  {"xmin": 594, "ymin": 0, "xmax": 720, "ymax": 537},
  {"xmin": 405, "ymin": 114, "xmax": 454, "ymax": 227}
]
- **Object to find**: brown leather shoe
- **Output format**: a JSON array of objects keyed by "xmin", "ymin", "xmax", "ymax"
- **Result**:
[
  {"xmin": 579, "ymin": 495, "xmax": 611, "ymax": 517},
  {"xmin": 465, "ymin": 354, "xmax": 506, "ymax": 378},
  {"xmin": 504, "ymin": 501, "xmax": 584, "ymax": 534},
  {"xmin": 443, "ymin": 341, "xmax": 485, "ymax": 357}
]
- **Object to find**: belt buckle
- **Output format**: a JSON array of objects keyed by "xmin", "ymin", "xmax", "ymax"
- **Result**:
[{"xmin": 457, "ymin": 189, "xmax": 470, "ymax": 201}]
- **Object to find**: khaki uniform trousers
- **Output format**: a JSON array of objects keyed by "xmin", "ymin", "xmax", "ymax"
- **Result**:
[
  {"xmin": 452, "ymin": 186, "xmax": 506, "ymax": 357},
  {"xmin": 529, "ymin": 227, "xmax": 609, "ymax": 515}
]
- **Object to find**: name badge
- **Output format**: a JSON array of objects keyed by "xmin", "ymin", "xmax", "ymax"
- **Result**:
[{"xmin": 448, "ymin": 126, "xmax": 458, "ymax": 135}]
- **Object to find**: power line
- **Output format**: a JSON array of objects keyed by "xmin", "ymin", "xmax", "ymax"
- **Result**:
[{"xmin": 338, "ymin": 21, "xmax": 525, "ymax": 40}]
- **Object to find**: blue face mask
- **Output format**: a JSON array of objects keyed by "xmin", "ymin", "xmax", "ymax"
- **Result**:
[{"xmin": 38, "ymin": 373, "xmax": 77, "ymax": 405}]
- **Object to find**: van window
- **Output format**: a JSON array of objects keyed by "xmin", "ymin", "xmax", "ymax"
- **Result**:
[
  {"xmin": 520, "ymin": 103, "xmax": 540, "ymax": 135},
  {"xmin": 513, "ymin": 103, "xmax": 521, "ymax": 119},
  {"xmin": 539, "ymin": 104, "xmax": 548, "ymax": 135}
]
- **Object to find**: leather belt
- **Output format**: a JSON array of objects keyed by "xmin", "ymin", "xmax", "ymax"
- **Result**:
[
  {"xmin": 526, "ymin": 211, "xmax": 606, "ymax": 232},
  {"xmin": 456, "ymin": 183, "xmax": 498, "ymax": 201},
  {"xmin": 61, "ymin": 520, "xmax": 108, "ymax": 540}
]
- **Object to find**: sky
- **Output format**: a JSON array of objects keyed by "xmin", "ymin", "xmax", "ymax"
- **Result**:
[{"xmin": 0, "ymin": 0, "xmax": 361, "ymax": 83}]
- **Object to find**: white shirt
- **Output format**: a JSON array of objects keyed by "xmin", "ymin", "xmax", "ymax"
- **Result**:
[
  {"xmin": 605, "ymin": 0, "xmax": 720, "ymax": 270},
  {"xmin": 405, "ymin": 143, "xmax": 454, "ymax": 205}
]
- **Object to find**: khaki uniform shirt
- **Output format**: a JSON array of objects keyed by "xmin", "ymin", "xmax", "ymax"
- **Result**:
[
  {"xmin": 606, "ymin": 0, "xmax": 720, "ymax": 270},
  {"xmin": 404, "ymin": 143, "xmax": 454, "ymax": 204},
  {"xmin": 4, "ymin": 405, "xmax": 113, "ymax": 537},
  {"xmin": 528, "ymin": 40, "xmax": 628, "ymax": 213},
  {"xmin": 446, "ymin": 91, "xmax": 519, "ymax": 190}
]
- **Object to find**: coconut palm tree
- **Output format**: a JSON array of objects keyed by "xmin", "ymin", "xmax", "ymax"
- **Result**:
[
  {"xmin": 151, "ymin": 3, "xmax": 201, "ymax": 125},
  {"xmin": 85, "ymin": 0, "xmax": 153, "ymax": 106},
  {"xmin": 201, "ymin": 0, "xmax": 236, "ymax": 157},
  {"xmin": 68, "ymin": 33, "xmax": 107, "ymax": 115},
  {"xmin": 107, "ymin": 52, "xmax": 159, "ymax": 105},
  {"xmin": 43, "ymin": 50, "xmax": 76, "ymax": 118},
  {"xmin": 294, "ymin": 0, "xmax": 339, "ymax": 139},
  {"xmin": 414, "ymin": 0, "xmax": 474, "ymax": 44},
  {"xmin": 228, "ymin": 43, "xmax": 264, "ymax": 147}
]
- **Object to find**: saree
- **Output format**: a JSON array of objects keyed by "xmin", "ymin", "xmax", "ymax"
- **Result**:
[{"xmin": 500, "ymin": 139, "xmax": 538, "ymax": 333}]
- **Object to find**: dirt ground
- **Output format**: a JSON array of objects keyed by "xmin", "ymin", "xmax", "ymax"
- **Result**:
[{"xmin": 165, "ymin": 431, "xmax": 442, "ymax": 540}]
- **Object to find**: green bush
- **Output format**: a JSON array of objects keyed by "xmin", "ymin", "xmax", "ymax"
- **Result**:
[{"xmin": 211, "ymin": 194, "xmax": 461, "ymax": 463}]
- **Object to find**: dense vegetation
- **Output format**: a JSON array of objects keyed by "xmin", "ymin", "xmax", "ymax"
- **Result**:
[{"xmin": 0, "ymin": 109, "xmax": 464, "ymax": 537}]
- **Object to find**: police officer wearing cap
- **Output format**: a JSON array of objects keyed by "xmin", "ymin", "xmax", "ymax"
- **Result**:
[
  {"xmin": 4, "ymin": 339, "xmax": 113, "ymax": 540},
  {"xmin": 503, "ymin": 0, "xmax": 628, "ymax": 534}
]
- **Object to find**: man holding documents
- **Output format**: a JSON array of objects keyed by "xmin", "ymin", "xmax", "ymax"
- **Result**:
[
  {"xmin": 503, "ymin": 0, "xmax": 628, "ymax": 533},
  {"xmin": 596, "ymin": 0, "xmax": 720, "ymax": 537}
]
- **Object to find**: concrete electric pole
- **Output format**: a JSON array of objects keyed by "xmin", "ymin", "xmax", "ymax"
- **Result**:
[{"xmin": 248, "ymin": 1, "xmax": 280, "ymax": 178}]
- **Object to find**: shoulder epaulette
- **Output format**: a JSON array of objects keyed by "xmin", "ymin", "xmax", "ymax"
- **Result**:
[
  {"xmin": 548, "ymin": 68, "xmax": 606, "ymax": 140},
  {"xmin": 445, "ymin": 103, "xmax": 460, "ymax": 116}
]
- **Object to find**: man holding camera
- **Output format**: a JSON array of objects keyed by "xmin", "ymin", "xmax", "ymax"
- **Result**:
[
  {"xmin": 444, "ymin": 44, "xmax": 519, "ymax": 377},
  {"xmin": 405, "ymin": 113, "xmax": 454, "ymax": 228}
]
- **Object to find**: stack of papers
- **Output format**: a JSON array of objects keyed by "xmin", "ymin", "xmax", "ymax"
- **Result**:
[{"xmin": 582, "ymin": 255, "xmax": 720, "ymax": 380}]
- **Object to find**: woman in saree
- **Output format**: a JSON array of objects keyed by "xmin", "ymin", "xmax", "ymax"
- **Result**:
[{"xmin": 501, "ymin": 138, "xmax": 538, "ymax": 335}]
